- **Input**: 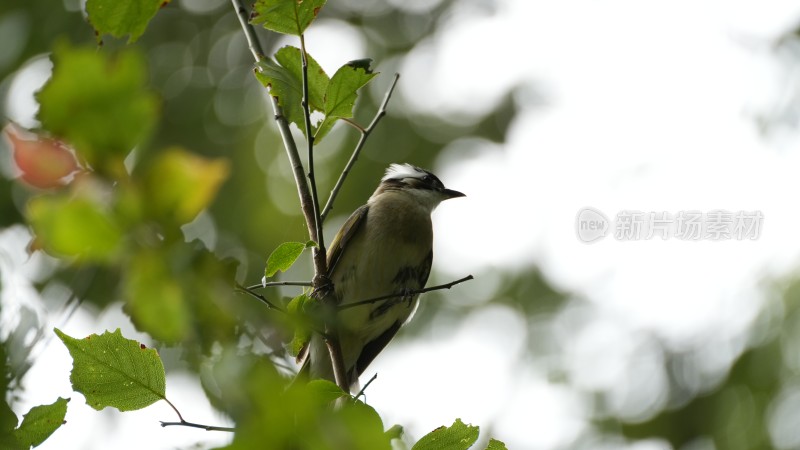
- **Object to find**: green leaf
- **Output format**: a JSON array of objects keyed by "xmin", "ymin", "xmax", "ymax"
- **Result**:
[
  {"xmin": 484, "ymin": 439, "xmax": 507, "ymax": 450},
  {"xmin": 255, "ymin": 47, "xmax": 329, "ymax": 138},
  {"xmin": 315, "ymin": 61, "xmax": 378, "ymax": 141},
  {"xmin": 123, "ymin": 249, "xmax": 191, "ymax": 344},
  {"xmin": 36, "ymin": 42, "xmax": 158, "ymax": 174},
  {"xmin": 286, "ymin": 293, "xmax": 312, "ymax": 356},
  {"xmin": 144, "ymin": 147, "xmax": 230, "ymax": 225},
  {"xmin": 275, "ymin": 46, "xmax": 329, "ymax": 112},
  {"xmin": 54, "ymin": 328, "xmax": 166, "ymax": 412},
  {"xmin": 251, "ymin": 0, "xmax": 327, "ymax": 36},
  {"xmin": 13, "ymin": 397, "xmax": 69, "ymax": 448},
  {"xmin": 385, "ymin": 425, "xmax": 404, "ymax": 441},
  {"xmin": 265, "ymin": 241, "xmax": 315, "ymax": 277},
  {"xmin": 27, "ymin": 194, "xmax": 123, "ymax": 262},
  {"xmin": 85, "ymin": 0, "xmax": 170, "ymax": 43},
  {"xmin": 306, "ymin": 379, "xmax": 346, "ymax": 404},
  {"xmin": 412, "ymin": 419, "xmax": 479, "ymax": 450}
]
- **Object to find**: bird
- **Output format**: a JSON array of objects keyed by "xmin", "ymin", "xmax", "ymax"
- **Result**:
[{"xmin": 297, "ymin": 163, "xmax": 465, "ymax": 391}]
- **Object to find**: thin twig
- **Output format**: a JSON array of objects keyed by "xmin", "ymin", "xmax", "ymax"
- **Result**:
[
  {"xmin": 235, "ymin": 282, "xmax": 287, "ymax": 314},
  {"xmin": 299, "ymin": 35, "xmax": 325, "ymax": 253},
  {"xmin": 320, "ymin": 73, "xmax": 400, "ymax": 221},
  {"xmin": 355, "ymin": 373, "xmax": 378, "ymax": 401},
  {"xmin": 230, "ymin": 0, "xmax": 264, "ymax": 60},
  {"xmin": 249, "ymin": 281, "xmax": 313, "ymax": 290},
  {"xmin": 160, "ymin": 398, "xmax": 233, "ymax": 430},
  {"xmin": 230, "ymin": 0, "xmax": 319, "ymax": 252},
  {"xmin": 160, "ymin": 421, "xmax": 235, "ymax": 432},
  {"xmin": 338, "ymin": 275, "xmax": 473, "ymax": 311}
]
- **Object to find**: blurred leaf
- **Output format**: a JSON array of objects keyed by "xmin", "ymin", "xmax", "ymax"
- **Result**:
[
  {"xmin": 412, "ymin": 419, "xmax": 479, "ymax": 450},
  {"xmin": 306, "ymin": 379, "xmax": 346, "ymax": 404},
  {"xmin": 123, "ymin": 249, "xmax": 191, "ymax": 343},
  {"xmin": 255, "ymin": 47, "xmax": 329, "ymax": 138},
  {"xmin": 286, "ymin": 293, "xmax": 312, "ymax": 356},
  {"xmin": 85, "ymin": 0, "xmax": 170, "ymax": 43},
  {"xmin": 0, "ymin": 341, "xmax": 21, "ymax": 450},
  {"xmin": 385, "ymin": 424, "xmax": 404, "ymax": 441},
  {"xmin": 315, "ymin": 62, "xmax": 378, "ymax": 141},
  {"xmin": 484, "ymin": 439, "xmax": 507, "ymax": 450},
  {"xmin": 251, "ymin": 0, "xmax": 326, "ymax": 36},
  {"xmin": 265, "ymin": 241, "xmax": 315, "ymax": 277},
  {"xmin": 36, "ymin": 42, "xmax": 158, "ymax": 174},
  {"xmin": 54, "ymin": 328, "xmax": 166, "ymax": 412},
  {"xmin": 3, "ymin": 124, "xmax": 80, "ymax": 189},
  {"xmin": 144, "ymin": 147, "xmax": 230, "ymax": 226},
  {"xmin": 27, "ymin": 194, "xmax": 123, "ymax": 262},
  {"xmin": 217, "ymin": 353, "xmax": 391, "ymax": 450},
  {"xmin": 13, "ymin": 397, "xmax": 68, "ymax": 448}
]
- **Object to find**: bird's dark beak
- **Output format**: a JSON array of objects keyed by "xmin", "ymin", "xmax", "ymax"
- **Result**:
[{"xmin": 442, "ymin": 188, "xmax": 465, "ymax": 199}]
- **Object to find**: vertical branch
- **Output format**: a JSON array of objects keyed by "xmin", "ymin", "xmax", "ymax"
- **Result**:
[
  {"xmin": 299, "ymin": 34, "xmax": 327, "ymax": 265},
  {"xmin": 230, "ymin": 0, "xmax": 347, "ymax": 391},
  {"xmin": 230, "ymin": 0, "xmax": 316, "ymax": 246},
  {"xmin": 320, "ymin": 73, "xmax": 400, "ymax": 222}
]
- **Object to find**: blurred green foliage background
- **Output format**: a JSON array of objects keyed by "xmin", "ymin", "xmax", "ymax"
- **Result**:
[{"xmin": 3, "ymin": 0, "xmax": 800, "ymax": 449}]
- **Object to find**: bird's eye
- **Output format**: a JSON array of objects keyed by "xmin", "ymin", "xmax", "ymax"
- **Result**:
[{"xmin": 422, "ymin": 175, "xmax": 432, "ymax": 183}]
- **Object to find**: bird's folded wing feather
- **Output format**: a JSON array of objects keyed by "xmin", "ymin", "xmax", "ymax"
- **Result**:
[{"xmin": 326, "ymin": 204, "xmax": 369, "ymax": 279}]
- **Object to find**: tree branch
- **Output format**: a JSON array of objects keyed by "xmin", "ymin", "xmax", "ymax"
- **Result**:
[
  {"xmin": 231, "ymin": 0, "xmax": 345, "ymax": 391},
  {"xmin": 160, "ymin": 421, "xmax": 235, "ymax": 432},
  {"xmin": 230, "ymin": 0, "xmax": 319, "ymax": 255},
  {"xmin": 299, "ymin": 35, "xmax": 325, "ymax": 254},
  {"xmin": 160, "ymin": 397, "xmax": 235, "ymax": 432},
  {"xmin": 338, "ymin": 275, "xmax": 474, "ymax": 311},
  {"xmin": 235, "ymin": 282, "xmax": 286, "ymax": 314},
  {"xmin": 250, "ymin": 281, "xmax": 312, "ymax": 289},
  {"xmin": 354, "ymin": 373, "xmax": 378, "ymax": 401},
  {"xmin": 320, "ymin": 73, "xmax": 400, "ymax": 222}
]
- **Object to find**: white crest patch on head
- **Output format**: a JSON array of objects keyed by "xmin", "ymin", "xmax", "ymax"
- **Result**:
[{"xmin": 382, "ymin": 163, "xmax": 427, "ymax": 182}]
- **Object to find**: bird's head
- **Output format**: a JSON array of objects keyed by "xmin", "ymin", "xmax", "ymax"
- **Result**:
[{"xmin": 371, "ymin": 163, "xmax": 465, "ymax": 211}]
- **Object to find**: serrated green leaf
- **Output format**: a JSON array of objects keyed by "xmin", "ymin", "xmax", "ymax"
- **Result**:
[
  {"xmin": 251, "ymin": 0, "xmax": 327, "ymax": 36},
  {"xmin": 13, "ymin": 397, "xmax": 68, "ymax": 448},
  {"xmin": 265, "ymin": 242, "xmax": 309, "ymax": 277},
  {"xmin": 36, "ymin": 43, "xmax": 158, "ymax": 173},
  {"xmin": 27, "ymin": 194, "xmax": 123, "ymax": 262},
  {"xmin": 275, "ymin": 46, "xmax": 329, "ymax": 111},
  {"xmin": 54, "ymin": 328, "xmax": 166, "ymax": 412},
  {"xmin": 255, "ymin": 47, "xmax": 329, "ymax": 138},
  {"xmin": 484, "ymin": 438, "xmax": 507, "ymax": 450},
  {"xmin": 86, "ymin": 0, "xmax": 170, "ymax": 43},
  {"xmin": 411, "ymin": 419, "xmax": 479, "ymax": 450},
  {"xmin": 315, "ymin": 62, "xmax": 378, "ymax": 142}
]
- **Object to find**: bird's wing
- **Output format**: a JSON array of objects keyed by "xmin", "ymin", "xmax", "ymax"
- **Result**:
[
  {"xmin": 326, "ymin": 204, "xmax": 369, "ymax": 278},
  {"xmin": 354, "ymin": 320, "xmax": 402, "ymax": 378},
  {"xmin": 355, "ymin": 250, "xmax": 433, "ymax": 376}
]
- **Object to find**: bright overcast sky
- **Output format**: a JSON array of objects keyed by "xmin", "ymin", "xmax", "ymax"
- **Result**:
[{"xmin": 6, "ymin": 0, "xmax": 800, "ymax": 449}]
